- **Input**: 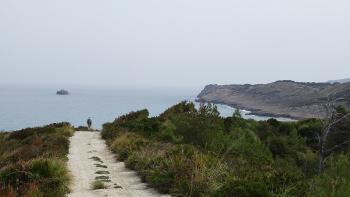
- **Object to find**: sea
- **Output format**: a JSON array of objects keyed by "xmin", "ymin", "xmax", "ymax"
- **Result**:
[{"xmin": 0, "ymin": 84, "xmax": 293, "ymax": 132}]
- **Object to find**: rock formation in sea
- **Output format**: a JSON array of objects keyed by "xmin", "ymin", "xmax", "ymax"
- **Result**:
[{"xmin": 56, "ymin": 89, "xmax": 69, "ymax": 95}]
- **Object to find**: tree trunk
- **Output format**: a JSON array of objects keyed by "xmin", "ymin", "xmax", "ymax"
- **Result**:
[
  {"xmin": 318, "ymin": 151, "xmax": 325, "ymax": 174},
  {"xmin": 318, "ymin": 136, "xmax": 325, "ymax": 174}
]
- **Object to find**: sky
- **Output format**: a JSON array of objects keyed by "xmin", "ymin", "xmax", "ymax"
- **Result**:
[{"xmin": 0, "ymin": 0, "xmax": 349, "ymax": 88}]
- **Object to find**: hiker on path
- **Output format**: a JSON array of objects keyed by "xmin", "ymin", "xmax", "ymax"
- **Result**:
[{"xmin": 87, "ymin": 117, "xmax": 92, "ymax": 129}]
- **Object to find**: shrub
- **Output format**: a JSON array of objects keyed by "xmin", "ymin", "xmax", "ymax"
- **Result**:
[
  {"xmin": 158, "ymin": 120, "xmax": 183, "ymax": 143},
  {"xmin": 91, "ymin": 180, "xmax": 107, "ymax": 190},
  {"xmin": 30, "ymin": 159, "xmax": 70, "ymax": 196},
  {"xmin": 214, "ymin": 179, "xmax": 272, "ymax": 197},
  {"xmin": 268, "ymin": 136, "xmax": 288, "ymax": 158},
  {"xmin": 110, "ymin": 132, "xmax": 150, "ymax": 161},
  {"xmin": 311, "ymin": 153, "xmax": 350, "ymax": 196}
]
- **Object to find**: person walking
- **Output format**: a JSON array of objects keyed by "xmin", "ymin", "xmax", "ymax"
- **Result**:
[{"xmin": 87, "ymin": 117, "xmax": 92, "ymax": 130}]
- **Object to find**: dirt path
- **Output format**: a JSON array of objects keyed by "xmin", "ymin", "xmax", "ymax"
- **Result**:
[{"xmin": 67, "ymin": 131, "xmax": 170, "ymax": 197}]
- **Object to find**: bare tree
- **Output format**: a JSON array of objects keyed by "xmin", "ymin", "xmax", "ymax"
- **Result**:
[{"xmin": 317, "ymin": 97, "xmax": 350, "ymax": 173}]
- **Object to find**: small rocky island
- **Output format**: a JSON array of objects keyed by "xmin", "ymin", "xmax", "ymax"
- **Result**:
[{"xmin": 56, "ymin": 89, "xmax": 69, "ymax": 95}]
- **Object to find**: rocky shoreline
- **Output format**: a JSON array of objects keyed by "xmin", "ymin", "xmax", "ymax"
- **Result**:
[{"xmin": 196, "ymin": 99, "xmax": 298, "ymax": 120}]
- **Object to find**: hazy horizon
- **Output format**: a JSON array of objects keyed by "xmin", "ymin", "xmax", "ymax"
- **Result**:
[{"xmin": 1, "ymin": 0, "xmax": 349, "ymax": 88}]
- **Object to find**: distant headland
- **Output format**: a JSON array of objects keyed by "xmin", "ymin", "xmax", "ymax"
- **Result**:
[{"xmin": 197, "ymin": 80, "xmax": 350, "ymax": 120}]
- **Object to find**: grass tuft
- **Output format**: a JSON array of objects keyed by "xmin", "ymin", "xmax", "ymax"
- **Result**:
[
  {"xmin": 95, "ymin": 175, "xmax": 111, "ymax": 182},
  {"xmin": 91, "ymin": 180, "xmax": 107, "ymax": 190}
]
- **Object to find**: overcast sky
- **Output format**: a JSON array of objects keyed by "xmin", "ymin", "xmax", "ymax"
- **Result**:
[{"xmin": 0, "ymin": 0, "xmax": 349, "ymax": 88}]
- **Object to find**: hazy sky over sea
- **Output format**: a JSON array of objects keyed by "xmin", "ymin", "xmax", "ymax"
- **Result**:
[{"xmin": 1, "ymin": 0, "xmax": 349, "ymax": 88}]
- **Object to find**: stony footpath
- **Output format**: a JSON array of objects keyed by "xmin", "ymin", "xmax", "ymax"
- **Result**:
[{"xmin": 67, "ymin": 131, "xmax": 170, "ymax": 197}]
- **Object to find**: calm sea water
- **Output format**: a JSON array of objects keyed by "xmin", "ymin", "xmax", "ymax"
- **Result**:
[{"xmin": 0, "ymin": 85, "xmax": 292, "ymax": 131}]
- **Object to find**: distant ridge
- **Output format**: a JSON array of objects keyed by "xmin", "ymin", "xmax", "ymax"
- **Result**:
[
  {"xmin": 327, "ymin": 78, "xmax": 350, "ymax": 84},
  {"xmin": 197, "ymin": 80, "xmax": 350, "ymax": 119}
]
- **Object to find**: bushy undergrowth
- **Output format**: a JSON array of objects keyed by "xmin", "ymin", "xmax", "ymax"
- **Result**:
[
  {"xmin": 102, "ymin": 101, "xmax": 350, "ymax": 196},
  {"xmin": 0, "ymin": 123, "xmax": 74, "ymax": 197},
  {"xmin": 310, "ymin": 153, "xmax": 350, "ymax": 196}
]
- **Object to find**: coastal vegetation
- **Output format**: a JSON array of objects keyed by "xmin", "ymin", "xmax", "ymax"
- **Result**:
[
  {"xmin": 0, "ymin": 123, "xmax": 74, "ymax": 197},
  {"xmin": 102, "ymin": 101, "xmax": 350, "ymax": 196}
]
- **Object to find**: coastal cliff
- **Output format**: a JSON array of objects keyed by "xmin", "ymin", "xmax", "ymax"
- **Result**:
[{"xmin": 197, "ymin": 80, "xmax": 350, "ymax": 119}]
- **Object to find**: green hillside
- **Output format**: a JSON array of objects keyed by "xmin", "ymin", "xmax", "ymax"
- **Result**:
[{"xmin": 102, "ymin": 101, "xmax": 350, "ymax": 197}]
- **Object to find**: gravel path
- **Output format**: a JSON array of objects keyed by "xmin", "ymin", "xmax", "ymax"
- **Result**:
[{"xmin": 67, "ymin": 131, "xmax": 170, "ymax": 197}]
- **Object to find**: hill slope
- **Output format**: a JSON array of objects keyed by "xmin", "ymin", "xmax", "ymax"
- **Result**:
[
  {"xmin": 197, "ymin": 80, "xmax": 350, "ymax": 119},
  {"xmin": 0, "ymin": 123, "xmax": 73, "ymax": 197},
  {"xmin": 328, "ymin": 78, "xmax": 350, "ymax": 84}
]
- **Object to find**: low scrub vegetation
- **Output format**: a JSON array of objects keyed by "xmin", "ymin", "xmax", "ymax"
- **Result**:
[
  {"xmin": 0, "ymin": 123, "xmax": 74, "ymax": 197},
  {"xmin": 102, "ymin": 101, "xmax": 350, "ymax": 196}
]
